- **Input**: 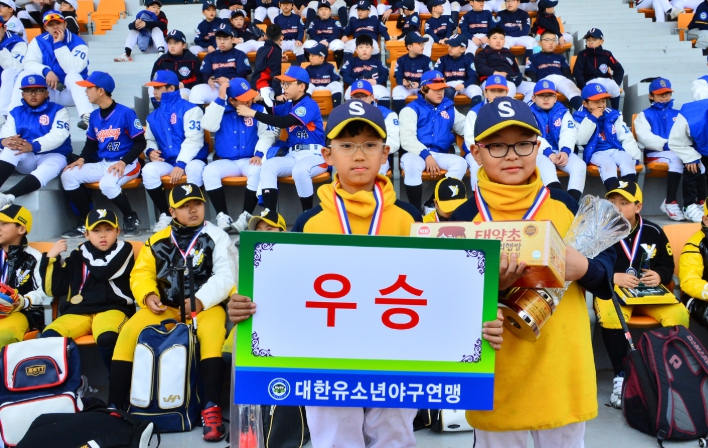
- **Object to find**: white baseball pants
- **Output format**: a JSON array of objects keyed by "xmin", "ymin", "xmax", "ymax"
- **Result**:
[
  {"xmin": 474, "ymin": 422, "xmax": 586, "ymax": 448},
  {"xmin": 465, "ymin": 34, "xmax": 488, "ymax": 54},
  {"xmin": 0, "ymin": 149, "xmax": 67, "ymax": 186},
  {"xmin": 203, "ymin": 158, "xmax": 261, "ymax": 191},
  {"xmin": 61, "ymin": 159, "xmax": 141, "ymax": 199},
  {"xmin": 259, "ymin": 148, "xmax": 327, "ymax": 197},
  {"xmin": 236, "ymin": 40, "xmax": 266, "ymax": 53},
  {"xmin": 141, "ymin": 160, "xmax": 205, "ymax": 189},
  {"xmin": 308, "ymin": 81, "xmax": 343, "ymax": 96},
  {"xmin": 589, "ymin": 148, "xmax": 636, "ymax": 182},
  {"xmin": 392, "ymin": 85, "xmax": 419, "ymax": 100},
  {"xmin": 0, "ymin": 69, "xmax": 20, "ymax": 116},
  {"xmin": 505, "ymin": 35, "xmax": 535, "ymax": 50},
  {"xmin": 305, "ymin": 407, "xmax": 416, "ymax": 448},
  {"xmin": 646, "ymin": 150, "xmax": 703, "ymax": 174},
  {"xmin": 524, "ymin": 74, "xmax": 581, "ymax": 103},
  {"xmin": 304, "ymin": 38, "xmax": 345, "ymax": 51},
  {"xmin": 401, "ymin": 151, "xmax": 467, "ymax": 186},
  {"xmin": 537, "ymin": 151, "xmax": 587, "ymax": 193},
  {"xmin": 124, "ymin": 28, "xmax": 167, "ymax": 53},
  {"xmin": 254, "ymin": 6, "xmax": 280, "ymax": 22},
  {"xmin": 446, "ymin": 80, "xmax": 483, "ymax": 99}
]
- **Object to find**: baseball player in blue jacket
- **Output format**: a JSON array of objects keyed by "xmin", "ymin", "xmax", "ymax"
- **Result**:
[
  {"xmin": 341, "ymin": 0, "xmax": 390, "ymax": 59},
  {"xmin": 433, "ymin": 34, "xmax": 483, "ymax": 102},
  {"xmin": 189, "ymin": 23, "xmax": 251, "ymax": 104},
  {"xmin": 400, "ymin": 70, "xmax": 467, "ymax": 212},
  {"xmin": 573, "ymin": 28, "xmax": 624, "ymax": 111},
  {"xmin": 190, "ymin": 1, "xmax": 225, "ymax": 54},
  {"xmin": 392, "ymin": 32, "xmax": 433, "ymax": 113},
  {"xmin": 61, "ymin": 72, "xmax": 145, "ymax": 238},
  {"xmin": 458, "ymin": 0, "xmax": 493, "ymax": 54},
  {"xmin": 202, "ymin": 78, "xmax": 279, "ymax": 232},
  {"xmin": 10, "ymin": 10, "xmax": 91, "ymax": 131},
  {"xmin": 254, "ymin": 0, "xmax": 280, "ymax": 23},
  {"xmin": 275, "ymin": 0, "xmax": 307, "ymax": 63},
  {"xmin": 304, "ymin": 43, "xmax": 343, "ymax": 106},
  {"xmin": 143, "ymin": 71, "xmax": 209, "ymax": 233},
  {"xmin": 496, "ymin": 0, "xmax": 534, "ymax": 59},
  {"xmin": 0, "ymin": 75, "xmax": 72, "ymax": 209},
  {"xmin": 0, "ymin": 18, "xmax": 26, "ymax": 120},
  {"xmin": 236, "ymin": 66, "xmax": 326, "ymax": 212},
  {"xmin": 340, "ymin": 35, "xmax": 390, "ymax": 101}
]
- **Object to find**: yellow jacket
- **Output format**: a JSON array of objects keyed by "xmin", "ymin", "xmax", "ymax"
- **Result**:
[{"xmin": 680, "ymin": 229, "xmax": 708, "ymax": 301}]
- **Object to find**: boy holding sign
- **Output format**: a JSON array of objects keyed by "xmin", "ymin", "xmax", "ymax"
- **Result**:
[
  {"xmin": 228, "ymin": 100, "xmax": 505, "ymax": 447},
  {"xmin": 450, "ymin": 97, "xmax": 616, "ymax": 447}
]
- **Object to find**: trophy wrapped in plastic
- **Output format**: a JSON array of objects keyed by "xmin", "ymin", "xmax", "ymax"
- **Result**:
[
  {"xmin": 500, "ymin": 195, "xmax": 631, "ymax": 342},
  {"xmin": 231, "ymin": 325, "xmax": 265, "ymax": 447}
]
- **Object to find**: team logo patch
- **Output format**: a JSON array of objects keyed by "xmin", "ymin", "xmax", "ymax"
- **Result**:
[
  {"xmin": 244, "ymin": 58, "xmax": 251, "ymax": 67},
  {"xmin": 241, "ymin": 81, "xmax": 248, "ymax": 90},
  {"xmin": 543, "ymin": 81, "xmax": 549, "ymax": 88},
  {"xmin": 493, "ymin": 76, "xmax": 501, "ymax": 83},
  {"xmin": 15, "ymin": 269, "xmax": 29, "ymax": 286},
  {"xmin": 660, "ymin": 79, "xmax": 667, "ymax": 87},
  {"xmin": 133, "ymin": 119, "xmax": 143, "ymax": 130},
  {"xmin": 449, "ymin": 185, "xmax": 459, "ymax": 197},
  {"xmin": 553, "ymin": 118, "xmax": 561, "ymax": 127},
  {"xmin": 192, "ymin": 249, "xmax": 205, "ymax": 267},
  {"xmin": 170, "ymin": 113, "xmax": 177, "ymax": 124},
  {"xmin": 506, "ymin": 57, "xmax": 514, "ymax": 65},
  {"xmin": 440, "ymin": 110, "xmax": 450, "ymax": 119},
  {"xmin": 599, "ymin": 64, "xmax": 608, "ymax": 74},
  {"xmin": 38, "ymin": 114, "xmax": 49, "ymax": 125},
  {"xmin": 701, "ymin": 11, "xmax": 707, "ymax": 19},
  {"xmin": 268, "ymin": 378, "xmax": 290, "ymax": 400},
  {"xmin": 97, "ymin": 209, "xmax": 107, "ymax": 218},
  {"xmin": 96, "ymin": 126, "xmax": 121, "ymax": 142},
  {"xmin": 618, "ymin": 181, "xmax": 628, "ymax": 188},
  {"xmin": 244, "ymin": 117, "xmax": 253, "ymax": 126},
  {"xmin": 294, "ymin": 106, "xmax": 307, "ymax": 117},
  {"xmin": 182, "ymin": 184, "xmax": 193, "ymax": 195},
  {"xmin": 25, "ymin": 365, "xmax": 46, "ymax": 377},
  {"xmin": 28, "ymin": 76, "xmax": 35, "ymax": 85},
  {"xmin": 178, "ymin": 66, "xmax": 191, "ymax": 77},
  {"xmin": 596, "ymin": 84, "xmax": 603, "ymax": 92}
]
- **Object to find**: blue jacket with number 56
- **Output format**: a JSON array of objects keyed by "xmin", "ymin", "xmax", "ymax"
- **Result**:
[{"xmin": 2, "ymin": 98, "xmax": 73, "ymax": 155}]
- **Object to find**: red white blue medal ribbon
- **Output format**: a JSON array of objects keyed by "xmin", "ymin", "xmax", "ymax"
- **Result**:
[
  {"xmin": 0, "ymin": 252, "xmax": 7, "ymax": 284},
  {"xmin": 334, "ymin": 181, "xmax": 384, "ymax": 235},
  {"xmin": 170, "ymin": 223, "xmax": 206, "ymax": 267},
  {"xmin": 620, "ymin": 216, "xmax": 643, "ymax": 274},
  {"xmin": 78, "ymin": 263, "xmax": 89, "ymax": 294},
  {"xmin": 474, "ymin": 186, "xmax": 550, "ymax": 222}
]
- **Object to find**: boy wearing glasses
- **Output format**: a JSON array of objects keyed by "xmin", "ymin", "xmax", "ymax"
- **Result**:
[
  {"xmin": 451, "ymin": 96, "xmax": 616, "ymax": 448},
  {"xmin": 573, "ymin": 83, "xmax": 641, "ymax": 192},
  {"xmin": 236, "ymin": 66, "xmax": 326, "ymax": 212},
  {"xmin": 458, "ymin": 0, "xmax": 493, "ymax": 54},
  {"xmin": 524, "ymin": 29, "xmax": 582, "ymax": 110},
  {"xmin": 0, "ymin": 75, "xmax": 72, "ymax": 209},
  {"xmin": 399, "ymin": 70, "xmax": 467, "ymax": 213}
]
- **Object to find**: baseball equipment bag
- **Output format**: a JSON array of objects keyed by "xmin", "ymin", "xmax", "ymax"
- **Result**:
[
  {"xmin": 414, "ymin": 409, "xmax": 473, "ymax": 432},
  {"xmin": 0, "ymin": 337, "xmax": 83, "ymax": 446},
  {"xmin": 261, "ymin": 405, "xmax": 310, "ymax": 448},
  {"xmin": 17, "ymin": 407, "xmax": 160, "ymax": 448},
  {"xmin": 611, "ymin": 292, "xmax": 708, "ymax": 446},
  {"xmin": 128, "ymin": 258, "xmax": 202, "ymax": 432}
]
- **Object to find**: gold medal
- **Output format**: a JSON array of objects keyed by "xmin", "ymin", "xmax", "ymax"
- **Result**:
[{"xmin": 70, "ymin": 294, "xmax": 83, "ymax": 304}]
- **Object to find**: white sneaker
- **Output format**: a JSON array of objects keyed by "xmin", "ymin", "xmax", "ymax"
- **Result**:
[
  {"xmin": 0, "ymin": 193, "xmax": 15, "ymax": 209},
  {"xmin": 660, "ymin": 200, "xmax": 685, "ymax": 221},
  {"xmin": 152, "ymin": 213, "xmax": 172, "ymax": 232},
  {"xmin": 610, "ymin": 374, "xmax": 624, "ymax": 409},
  {"xmin": 670, "ymin": 7, "xmax": 684, "ymax": 19},
  {"xmin": 684, "ymin": 203, "xmax": 704, "ymax": 223},
  {"xmin": 113, "ymin": 53, "xmax": 132, "ymax": 62},
  {"xmin": 232, "ymin": 211, "xmax": 252, "ymax": 233},
  {"xmin": 216, "ymin": 212, "xmax": 234, "ymax": 231}
]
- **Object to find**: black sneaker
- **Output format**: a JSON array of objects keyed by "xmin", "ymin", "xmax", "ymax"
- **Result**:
[
  {"xmin": 61, "ymin": 224, "xmax": 86, "ymax": 238},
  {"xmin": 123, "ymin": 212, "xmax": 141, "ymax": 237},
  {"xmin": 77, "ymin": 113, "xmax": 90, "ymax": 131}
]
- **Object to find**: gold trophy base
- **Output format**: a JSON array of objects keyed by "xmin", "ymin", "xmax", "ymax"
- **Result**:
[{"xmin": 499, "ymin": 288, "xmax": 556, "ymax": 342}]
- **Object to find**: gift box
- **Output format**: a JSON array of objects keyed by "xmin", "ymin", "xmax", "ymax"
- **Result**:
[{"xmin": 411, "ymin": 221, "xmax": 566, "ymax": 288}]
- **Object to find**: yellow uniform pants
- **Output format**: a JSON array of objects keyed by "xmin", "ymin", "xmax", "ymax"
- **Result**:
[
  {"xmin": 44, "ymin": 310, "xmax": 129, "ymax": 342},
  {"xmin": 594, "ymin": 297, "xmax": 690, "ymax": 329},
  {"xmin": 0, "ymin": 312, "xmax": 28, "ymax": 349},
  {"xmin": 113, "ymin": 305, "xmax": 226, "ymax": 362},
  {"xmin": 222, "ymin": 326, "xmax": 236, "ymax": 355}
]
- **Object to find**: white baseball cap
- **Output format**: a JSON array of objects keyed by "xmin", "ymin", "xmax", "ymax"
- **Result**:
[
  {"xmin": 60, "ymin": 0, "xmax": 77, "ymax": 9},
  {"xmin": 0, "ymin": 0, "xmax": 16, "ymax": 11}
]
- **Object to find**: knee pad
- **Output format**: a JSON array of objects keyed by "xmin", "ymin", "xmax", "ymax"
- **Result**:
[{"xmin": 96, "ymin": 331, "xmax": 119, "ymax": 348}]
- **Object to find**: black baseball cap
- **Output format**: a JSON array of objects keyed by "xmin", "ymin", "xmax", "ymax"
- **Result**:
[
  {"xmin": 606, "ymin": 181, "xmax": 643, "ymax": 203},
  {"xmin": 166, "ymin": 29, "xmax": 186, "ymax": 43},
  {"xmin": 401, "ymin": 0, "xmax": 415, "ymax": 10},
  {"xmin": 248, "ymin": 209, "xmax": 286, "ymax": 231},
  {"xmin": 435, "ymin": 178, "xmax": 467, "ymax": 213},
  {"xmin": 169, "ymin": 183, "xmax": 206, "ymax": 208},
  {"xmin": 325, "ymin": 100, "xmax": 387, "ymax": 140},
  {"xmin": 356, "ymin": 0, "xmax": 371, "ymax": 10},
  {"xmin": 317, "ymin": 0, "xmax": 331, "ymax": 8},
  {"xmin": 231, "ymin": 9, "xmax": 247, "ymax": 18},
  {"xmin": 145, "ymin": 0, "xmax": 162, "ymax": 6},
  {"xmin": 537, "ymin": 0, "xmax": 557, "ymax": 9},
  {"xmin": 404, "ymin": 31, "xmax": 429, "ymax": 45},
  {"xmin": 474, "ymin": 96, "xmax": 541, "ymax": 141},
  {"xmin": 583, "ymin": 28, "xmax": 603, "ymax": 39},
  {"xmin": 0, "ymin": 205, "xmax": 32, "ymax": 233},
  {"xmin": 86, "ymin": 208, "xmax": 119, "ymax": 230}
]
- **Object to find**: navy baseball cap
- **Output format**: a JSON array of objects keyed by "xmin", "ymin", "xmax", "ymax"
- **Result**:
[
  {"xmin": 276, "ymin": 65, "xmax": 310, "ymax": 84},
  {"xmin": 202, "ymin": 0, "xmax": 216, "ymax": 9},
  {"xmin": 317, "ymin": 0, "xmax": 331, "ymax": 8},
  {"xmin": 145, "ymin": 70, "xmax": 179, "ymax": 87},
  {"xmin": 42, "ymin": 10, "xmax": 64, "ymax": 24},
  {"xmin": 427, "ymin": 0, "xmax": 445, "ymax": 8},
  {"xmin": 325, "ymin": 100, "xmax": 387, "ymax": 140},
  {"xmin": 76, "ymin": 71, "xmax": 115, "ymax": 94},
  {"xmin": 227, "ymin": 77, "xmax": 258, "ymax": 101},
  {"xmin": 405, "ymin": 31, "xmax": 429, "ymax": 45},
  {"xmin": 581, "ymin": 83, "xmax": 611, "ymax": 100},
  {"xmin": 166, "ymin": 29, "xmax": 186, "ymax": 43},
  {"xmin": 215, "ymin": 22, "xmax": 234, "ymax": 36},
  {"xmin": 534, "ymin": 79, "xmax": 556, "ymax": 95},
  {"xmin": 305, "ymin": 43, "xmax": 328, "ymax": 57},
  {"xmin": 280, "ymin": 0, "xmax": 294, "ymax": 4},
  {"xmin": 356, "ymin": 0, "xmax": 370, "ymax": 10},
  {"xmin": 401, "ymin": 0, "xmax": 415, "ymax": 10},
  {"xmin": 447, "ymin": 33, "xmax": 467, "ymax": 47},
  {"xmin": 350, "ymin": 79, "xmax": 373, "ymax": 96},
  {"xmin": 145, "ymin": 0, "xmax": 162, "ymax": 6},
  {"xmin": 20, "ymin": 74, "xmax": 46, "ymax": 89},
  {"xmin": 420, "ymin": 70, "xmax": 448, "ymax": 90},
  {"xmin": 649, "ymin": 77, "xmax": 673, "ymax": 94},
  {"xmin": 583, "ymin": 28, "xmax": 603, "ymax": 39},
  {"xmin": 485, "ymin": 74, "xmax": 508, "ymax": 90},
  {"xmin": 537, "ymin": 0, "xmax": 557, "ymax": 10},
  {"xmin": 474, "ymin": 97, "xmax": 540, "ymax": 141},
  {"xmin": 231, "ymin": 9, "xmax": 247, "ymax": 18}
]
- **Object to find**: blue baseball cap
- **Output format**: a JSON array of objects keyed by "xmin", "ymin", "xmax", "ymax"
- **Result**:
[
  {"xmin": 485, "ymin": 75, "xmax": 508, "ymax": 90},
  {"xmin": 325, "ymin": 100, "xmax": 387, "ymax": 139},
  {"xmin": 305, "ymin": 43, "xmax": 328, "ymax": 57},
  {"xmin": 420, "ymin": 70, "xmax": 448, "ymax": 89},
  {"xmin": 474, "ymin": 97, "xmax": 540, "ymax": 141},
  {"xmin": 227, "ymin": 77, "xmax": 258, "ymax": 101},
  {"xmin": 202, "ymin": 0, "xmax": 216, "ymax": 10},
  {"xmin": 583, "ymin": 28, "xmax": 603, "ymax": 39},
  {"xmin": 76, "ymin": 71, "xmax": 115, "ymax": 94},
  {"xmin": 215, "ymin": 22, "xmax": 233, "ymax": 36},
  {"xmin": 581, "ymin": 83, "xmax": 611, "ymax": 100},
  {"xmin": 534, "ymin": 79, "xmax": 557, "ymax": 95},
  {"xmin": 276, "ymin": 65, "xmax": 310, "ymax": 84},
  {"xmin": 145, "ymin": 70, "xmax": 179, "ymax": 87},
  {"xmin": 20, "ymin": 74, "xmax": 47, "ymax": 89},
  {"xmin": 356, "ymin": 0, "xmax": 370, "ymax": 10},
  {"xmin": 404, "ymin": 31, "xmax": 429, "ymax": 45},
  {"xmin": 166, "ymin": 29, "xmax": 186, "ymax": 43},
  {"xmin": 447, "ymin": 33, "xmax": 467, "ymax": 48},
  {"xmin": 350, "ymin": 79, "xmax": 373, "ymax": 96},
  {"xmin": 649, "ymin": 77, "xmax": 673, "ymax": 94}
]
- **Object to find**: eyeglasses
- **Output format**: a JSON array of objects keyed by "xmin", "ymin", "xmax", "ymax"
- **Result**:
[
  {"xmin": 331, "ymin": 141, "xmax": 383, "ymax": 155},
  {"xmin": 477, "ymin": 140, "xmax": 537, "ymax": 158},
  {"xmin": 540, "ymin": 38, "xmax": 557, "ymax": 42},
  {"xmin": 280, "ymin": 82, "xmax": 294, "ymax": 90},
  {"xmin": 22, "ymin": 89, "xmax": 47, "ymax": 95}
]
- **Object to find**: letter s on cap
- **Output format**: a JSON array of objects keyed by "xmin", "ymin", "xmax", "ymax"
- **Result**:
[
  {"xmin": 498, "ymin": 101, "xmax": 515, "ymax": 118},
  {"xmin": 349, "ymin": 101, "xmax": 365, "ymax": 116}
]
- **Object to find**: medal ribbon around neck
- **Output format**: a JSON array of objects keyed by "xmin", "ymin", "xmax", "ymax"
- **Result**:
[
  {"xmin": 170, "ymin": 223, "xmax": 206, "ymax": 268},
  {"xmin": 0, "ymin": 251, "xmax": 8, "ymax": 284},
  {"xmin": 474, "ymin": 185, "xmax": 550, "ymax": 222},
  {"xmin": 77, "ymin": 263, "xmax": 90, "ymax": 295},
  {"xmin": 333, "ymin": 181, "xmax": 384, "ymax": 235},
  {"xmin": 620, "ymin": 215, "xmax": 643, "ymax": 267}
]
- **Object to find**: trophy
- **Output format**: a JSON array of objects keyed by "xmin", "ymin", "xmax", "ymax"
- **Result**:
[{"xmin": 500, "ymin": 195, "xmax": 631, "ymax": 342}]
